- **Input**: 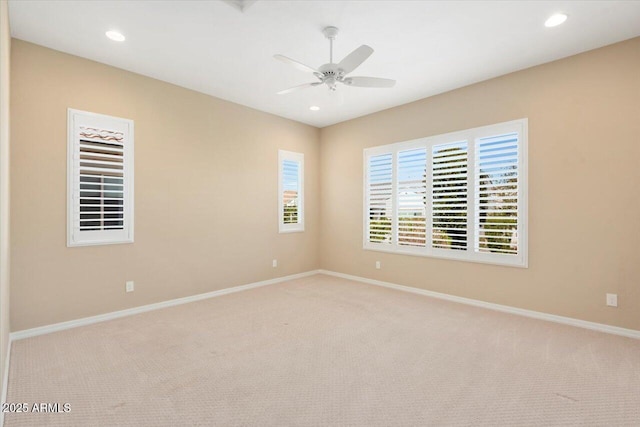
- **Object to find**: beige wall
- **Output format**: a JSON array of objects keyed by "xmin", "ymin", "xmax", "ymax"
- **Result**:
[
  {"xmin": 9, "ymin": 36, "xmax": 640, "ymax": 333},
  {"xmin": 11, "ymin": 40, "xmax": 320, "ymax": 331},
  {"xmin": 320, "ymin": 37, "xmax": 640, "ymax": 331},
  {"xmin": 0, "ymin": 0, "xmax": 10, "ymax": 393}
]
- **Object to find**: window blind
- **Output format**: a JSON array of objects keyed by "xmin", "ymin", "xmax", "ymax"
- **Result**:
[
  {"xmin": 366, "ymin": 153, "xmax": 393, "ymax": 244},
  {"xmin": 474, "ymin": 132, "xmax": 519, "ymax": 255},
  {"xmin": 278, "ymin": 150, "xmax": 304, "ymax": 233},
  {"xmin": 68, "ymin": 110, "xmax": 133, "ymax": 246},
  {"xmin": 397, "ymin": 148, "xmax": 427, "ymax": 247},
  {"xmin": 78, "ymin": 127, "xmax": 125, "ymax": 231},
  {"xmin": 432, "ymin": 141, "xmax": 468, "ymax": 251},
  {"xmin": 282, "ymin": 159, "xmax": 300, "ymax": 225}
]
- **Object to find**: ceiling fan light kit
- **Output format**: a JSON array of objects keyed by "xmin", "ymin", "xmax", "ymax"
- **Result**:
[{"xmin": 275, "ymin": 26, "xmax": 396, "ymax": 95}]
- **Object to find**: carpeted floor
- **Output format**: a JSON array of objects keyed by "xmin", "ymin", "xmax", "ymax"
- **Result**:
[{"xmin": 5, "ymin": 274, "xmax": 640, "ymax": 426}]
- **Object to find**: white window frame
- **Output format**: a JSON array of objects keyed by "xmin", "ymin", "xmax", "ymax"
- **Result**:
[
  {"xmin": 67, "ymin": 109, "xmax": 134, "ymax": 247},
  {"xmin": 363, "ymin": 118, "xmax": 528, "ymax": 268},
  {"xmin": 278, "ymin": 150, "xmax": 304, "ymax": 233}
]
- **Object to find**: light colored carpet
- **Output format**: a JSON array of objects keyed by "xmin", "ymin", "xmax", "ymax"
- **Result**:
[{"xmin": 5, "ymin": 274, "xmax": 640, "ymax": 426}]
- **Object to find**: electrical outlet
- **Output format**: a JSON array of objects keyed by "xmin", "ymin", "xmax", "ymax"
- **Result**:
[
  {"xmin": 126, "ymin": 281, "xmax": 134, "ymax": 293},
  {"xmin": 606, "ymin": 293, "xmax": 617, "ymax": 307},
  {"xmin": 272, "ymin": 259, "xmax": 278, "ymax": 268},
  {"xmin": 375, "ymin": 261, "xmax": 381, "ymax": 269}
]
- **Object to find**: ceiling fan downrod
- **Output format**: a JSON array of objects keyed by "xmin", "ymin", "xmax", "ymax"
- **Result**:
[{"xmin": 323, "ymin": 26, "xmax": 339, "ymax": 64}]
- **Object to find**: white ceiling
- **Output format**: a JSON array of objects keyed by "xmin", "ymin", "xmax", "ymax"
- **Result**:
[{"xmin": 8, "ymin": 1, "xmax": 640, "ymax": 128}]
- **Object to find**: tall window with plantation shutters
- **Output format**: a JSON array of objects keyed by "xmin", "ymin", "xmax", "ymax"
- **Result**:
[
  {"xmin": 278, "ymin": 150, "xmax": 304, "ymax": 233},
  {"xmin": 364, "ymin": 119, "xmax": 527, "ymax": 267},
  {"xmin": 397, "ymin": 148, "xmax": 427, "ymax": 248},
  {"xmin": 366, "ymin": 153, "xmax": 393, "ymax": 244},
  {"xmin": 67, "ymin": 109, "xmax": 134, "ymax": 247},
  {"xmin": 432, "ymin": 141, "xmax": 468, "ymax": 251},
  {"xmin": 475, "ymin": 133, "xmax": 519, "ymax": 256}
]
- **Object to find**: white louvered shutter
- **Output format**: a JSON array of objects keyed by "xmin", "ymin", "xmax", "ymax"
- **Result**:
[
  {"xmin": 278, "ymin": 150, "xmax": 304, "ymax": 233},
  {"xmin": 432, "ymin": 141, "xmax": 468, "ymax": 251},
  {"xmin": 366, "ymin": 152, "xmax": 393, "ymax": 245},
  {"xmin": 282, "ymin": 160, "xmax": 300, "ymax": 224},
  {"xmin": 397, "ymin": 148, "xmax": 427, "ymax": 247},
  {"xmin": 68, "ymin": 109, "xmax": 134, "ymax": 246},
  {"xmin": 474, "ymin": 132, "xmax": 519, "ymax": 255}
]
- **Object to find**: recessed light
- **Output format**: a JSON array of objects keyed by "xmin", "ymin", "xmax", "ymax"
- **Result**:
[
  {"xmin": 106, "ymin": 30, "xmax": 126, "ymax": 42},
  {"xmin": 309, "ymin": 106, "xmax": 320, "ymax": 111},
  {"xmin": 545, "ymin": 13, "xmax": 567, "ymax": 28}
]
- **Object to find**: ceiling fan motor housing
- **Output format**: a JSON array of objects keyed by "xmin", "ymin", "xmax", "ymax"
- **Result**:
[{"xmin": 319, "ymin": 63, "xmax": 344, "ymax": 90}]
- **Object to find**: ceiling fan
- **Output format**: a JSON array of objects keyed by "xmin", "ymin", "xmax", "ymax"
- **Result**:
[{"xmin": 274, "ymin": 26, "xmax": 396, "ymax": 95}]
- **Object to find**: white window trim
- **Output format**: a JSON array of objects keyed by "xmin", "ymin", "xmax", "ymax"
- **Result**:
[
  {"xmin": 363, "ymin": 118, "xmax": 528, "ymax": 268},
  {"xmin": 67, "ymin": 109, "xmax": 134, "ymax": 247},
  {"xmin": 278, "ymin": 150, "xmax": 304, "ymax": 233}
]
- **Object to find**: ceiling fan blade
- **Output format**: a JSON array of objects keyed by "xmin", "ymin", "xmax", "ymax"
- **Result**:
[
  {"xmin": 337, "ymin": 45, "xmax": 374, "ymax": 74},
  {"xmin": 343, "ymin": 76, "xmax": 396, "ymax": 88},
  {"xmin": 277, "ymin": 82, "xmax": 322, "ymax": 95},
  {"xmin": 274, "ymin": 54, "xmax": 319, "ymax": 74}
]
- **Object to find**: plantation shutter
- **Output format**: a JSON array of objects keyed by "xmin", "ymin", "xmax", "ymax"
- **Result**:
[
  {"xmin": 366, "ymin": 152, "xmax": 393, "ymax": 244},
  {"xmin": 282, "ymin": 160, "xmax": 300, "ymax": 224},
  {"xmin": 432, "ymin": 141, "xmax": 468, "ymax": 250},
  {"xmin": 278, "ymin": 150, "xmax": 304, "ymax": 232},
  {"xmin": 68, "ymin": 109, "xmax": 134, "ymax": 246},
  {"xmin": 474, "ymin": 132, "xmax": 519, "ymax": 255},
  {"xmin": 397, "ymin": 148, "xmax": 427, "ymax": 247}
]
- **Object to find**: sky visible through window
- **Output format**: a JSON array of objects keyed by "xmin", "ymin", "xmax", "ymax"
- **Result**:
[{"xmin": 282, "ymin": 159, "xmax": 299, "ymax": 193}]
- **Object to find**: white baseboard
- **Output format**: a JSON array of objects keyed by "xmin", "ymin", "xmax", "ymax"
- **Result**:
[
  {"xmin": 1, "ymin": 337, "xmax": 11, "ymax": 427},
  {"xmin": 319, "ymin": 269, "xmax": 640, "ymax": 340},
  {"xmin": 10, "ymin": 268, "xmax": 640, "ymax": 342},
  {"xmin": 11, "ymin": 270, "xmax": 321, "ymax": 341}
]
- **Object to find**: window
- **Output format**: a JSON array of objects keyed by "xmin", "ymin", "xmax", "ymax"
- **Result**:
[
  {"xmin": 67, "ymin": 109, "xmax": 134, "ymax": 246},
  {"xmin": 364, "ymin": 119, "xmax": 527, "ymax": 267},
  {"xmin": 278, "ymin": 150, "xmax": 304, "ymax": 233}
]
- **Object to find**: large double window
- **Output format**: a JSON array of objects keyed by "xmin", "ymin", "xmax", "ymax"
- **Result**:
[{"xmin": 364, "ymin": 119, "xmax": 527, "ymax": 267}]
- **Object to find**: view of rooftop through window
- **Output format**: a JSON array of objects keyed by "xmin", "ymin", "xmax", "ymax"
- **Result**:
[{"xmin": 282, "ymin": 159, "xmax": 299, "ymax": 224}]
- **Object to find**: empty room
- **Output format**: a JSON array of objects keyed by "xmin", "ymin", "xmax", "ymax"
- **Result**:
[{"xmin": 0, "ymin": 0, "xmax": 639, "ymax": 425}]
